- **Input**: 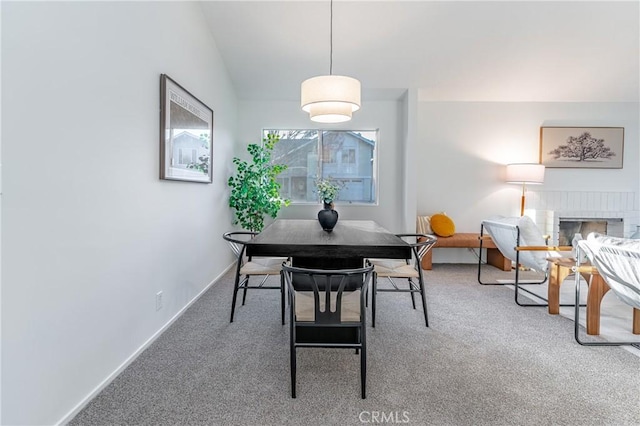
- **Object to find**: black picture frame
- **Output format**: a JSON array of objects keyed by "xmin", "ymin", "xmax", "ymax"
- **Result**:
[{"xmin": 160, "ymin": 74, "xmax": 213, "ymax": 183}]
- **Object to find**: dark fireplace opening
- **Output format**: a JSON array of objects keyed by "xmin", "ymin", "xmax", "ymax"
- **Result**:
[{"xmin": 558, "ymin": 220, "xmax": 607, "ymax": 246}]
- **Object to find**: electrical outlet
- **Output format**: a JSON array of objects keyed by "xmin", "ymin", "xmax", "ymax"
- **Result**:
[{"xmin": 156, "ymin": 291, "xmax": 163, "ymax": 311}]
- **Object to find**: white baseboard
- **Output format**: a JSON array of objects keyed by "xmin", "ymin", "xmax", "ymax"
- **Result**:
[{"xmin": 56, "ymin": 263, "xmax": 235, "ymax": 425}]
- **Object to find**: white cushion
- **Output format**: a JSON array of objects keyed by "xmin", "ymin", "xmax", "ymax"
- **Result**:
[
  {"xmin": 416, "ymin": 215, "xmax": 432, "ymax": 235},
  {"xmin": 483, "ymin": 216, "xmax": 550, "ymax": 272},
  {"xmin": 582, "ymin": 233, "xmax": 640, "ymax": 262},
  {"xmin": 294, "ymin": 290, "xmax": 361, "ymax": 322},
  {"xmin": 583, "ymin": 233, "xmax": 640, "ymax": 309},
  {"xmin": 517, "ymin": 215, "xmax": 549, "ymax": 271}
]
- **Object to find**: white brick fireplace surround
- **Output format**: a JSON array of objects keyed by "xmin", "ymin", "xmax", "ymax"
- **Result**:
[{"xmin": 525, "ymin": 191, "xmax": 639, "ymax": 245}]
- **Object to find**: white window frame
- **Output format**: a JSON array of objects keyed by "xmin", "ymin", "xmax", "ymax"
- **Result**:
[{"xmin": 264, "ymin": 129, "xmax": 379, "ymax": 205}]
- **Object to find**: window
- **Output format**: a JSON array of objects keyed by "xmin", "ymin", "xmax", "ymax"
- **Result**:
[
  {"xmin": 342, "ymin": 149, "xmax": 356, "ymax": 164},
  {"xmin": 266, "ymin": 129, "xmax": 377, "ymax": 204}
]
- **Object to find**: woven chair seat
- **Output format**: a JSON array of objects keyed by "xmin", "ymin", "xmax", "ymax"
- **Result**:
[
  {"xmin": 369, "ymin": 259, "xmax": 419, "ymax": 278},
  {"xmin": 240, "ymin": 257, "xmax": 287, "ymax": 275},
  {"xmin": 369, "ymin": 234, "xmax": 437, "ymax": 328},
  {"xmin": 294, "ymin": 290, "xmax": 361, "ymax": 322},
  {"xmin": 223, "ymin": 231, "xmax": 286, "ymax": 324}
]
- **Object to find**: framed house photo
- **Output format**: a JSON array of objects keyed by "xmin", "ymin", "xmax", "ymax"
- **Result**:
[
  {"xmin": 160, "ymin": 74, "xmax": 213, "ymax": 183},
  {"xmin": 539, "ymin": 126, "xmax": 624, "ymax": 169}
]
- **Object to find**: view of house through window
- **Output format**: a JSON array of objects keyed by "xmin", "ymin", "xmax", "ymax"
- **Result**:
[{"xmin": 265, "ymin": 129, "xmax": 378, "ymax": 204}]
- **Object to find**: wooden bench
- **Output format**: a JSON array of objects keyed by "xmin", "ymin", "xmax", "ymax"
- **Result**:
[{"xmin": 421, "ymin": 233, "xmax": 511, "ymax": 271}]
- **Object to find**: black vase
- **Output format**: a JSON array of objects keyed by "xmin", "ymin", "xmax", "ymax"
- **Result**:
[{"xmin": 318, "ymin": 201, "xmax": 338, "ymax": 232}]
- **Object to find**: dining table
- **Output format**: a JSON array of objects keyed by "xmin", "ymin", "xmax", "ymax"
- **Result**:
[
  {"xmin": 244, "ymin": 219, "xmax": 411, "ymax": 269},
  {"xmin": 245, "ymin": 219, "xmax": 410, "ymax": 342}
]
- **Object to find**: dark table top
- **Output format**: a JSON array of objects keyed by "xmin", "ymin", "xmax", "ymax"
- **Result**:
[{"xmin": 245, "ymin": 219, "xmax": 411, "ymax": 259}]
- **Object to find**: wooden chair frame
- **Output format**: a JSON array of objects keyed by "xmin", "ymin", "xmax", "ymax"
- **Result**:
[
  {"xmin": 477, "ymin": 219, "xmax": 574, "ymax": 307},
  {"xmin": 573, "ymin": 241, "xmax": 640, "ymax": 348}
]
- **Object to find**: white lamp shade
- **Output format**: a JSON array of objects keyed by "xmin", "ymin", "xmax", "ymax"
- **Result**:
[
  {"xmin": 505, "ymin": 163, "xmax": 545, "ymax": 184},
  {"xmin": 301, "ymin": 75, "xmax": 361, "ymax": 123},
  {"xmin": 308, "ymin": 102, "xmax": 353, "ymax": 123}
]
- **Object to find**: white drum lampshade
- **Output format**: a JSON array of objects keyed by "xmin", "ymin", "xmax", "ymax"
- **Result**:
[
  {"xmin": 506, "ymin": 163, "xmax": 545, "ymax": 185},
  {"xmin": 301, "ymin": 75, "xmax": 361, "ymax": 123}
]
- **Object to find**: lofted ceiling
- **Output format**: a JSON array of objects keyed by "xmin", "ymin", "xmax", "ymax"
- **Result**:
[{"xmin": 199, "ymin": 1, "xmax": 639, "ymax": 103}]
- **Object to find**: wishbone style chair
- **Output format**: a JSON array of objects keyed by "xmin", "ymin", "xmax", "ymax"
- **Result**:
[
  {"xmin": 223, "ymin": 231, "xmax": 287, "ymax": 324},
  {"xmin": 368, "ymin": 234, "xmax": 437, "ymax": 327},
  {"xmin": 283, "ymin": 263, "xmax": 373, "ymax": 399}
]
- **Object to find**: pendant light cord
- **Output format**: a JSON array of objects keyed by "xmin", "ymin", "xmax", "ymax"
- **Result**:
[{"xmin": 329, "ymin": 0, "xmax": 333, "ymax": 75}]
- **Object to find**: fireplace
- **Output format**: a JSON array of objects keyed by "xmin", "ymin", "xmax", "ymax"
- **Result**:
[
  {"xmin": 557, "ymin": 217, "xmax": 623, "ymax": 246},
  {"xmin": 524, "ymin": 190, "xmax": 638, "ymax": 243}
]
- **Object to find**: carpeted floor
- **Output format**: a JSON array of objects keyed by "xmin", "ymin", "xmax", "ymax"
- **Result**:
[
  {"xmin": 69, "ymin": 264, "xmax": 640, "ymax": 426},
  {"xmin": 503, "ymin": 276, "xmax": 640, "ymax": 356}
]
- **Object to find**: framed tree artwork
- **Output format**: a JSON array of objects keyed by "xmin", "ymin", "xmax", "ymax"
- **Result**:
[
  {"xmin": 160, "ymin": 74, "xmax": 214, "ymax": 183},
  {"xmin": 539, "ymin": 126, "xmax": 624, "ymax": 169}
]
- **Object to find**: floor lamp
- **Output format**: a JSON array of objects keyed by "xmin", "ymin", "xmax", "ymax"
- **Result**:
[{"xmin": 506, "ymin": 163, "xmax": 545, "ymax": 216}]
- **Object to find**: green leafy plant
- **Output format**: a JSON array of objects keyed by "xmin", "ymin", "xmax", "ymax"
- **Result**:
[
  {"xmin": 314, "ymin": 178, "xmax": 342, "ymax": 204},
  {"xmin": 228, "ymin": 133, "xmax": 290, "ymax": 232}
]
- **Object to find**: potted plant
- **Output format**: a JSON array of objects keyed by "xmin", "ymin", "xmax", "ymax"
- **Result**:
[
  {"xmin": 228, "ymin": 133, "xmax": 290, "ymax": 232},
  {"xmin": 314, "ymin": 178, "xmax": 342, "ymax": 232},
  {"xmin": 315, "ymin": 178, "xmax": 341, "ymax": 207}
]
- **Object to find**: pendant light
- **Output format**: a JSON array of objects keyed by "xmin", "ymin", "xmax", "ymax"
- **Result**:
[{"xmin": 301, "ymin": 0, "xmax": 361, "ymax": 123}]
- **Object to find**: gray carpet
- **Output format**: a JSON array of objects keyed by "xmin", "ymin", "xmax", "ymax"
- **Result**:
[{"xmin": 69, "ymin": 264, "xmax": 640, "ymax": 426}]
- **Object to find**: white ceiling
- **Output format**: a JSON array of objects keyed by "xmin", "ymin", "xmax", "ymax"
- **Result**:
[{"xmin": 199, "ymin": 1, "xmax": 640, "ymax": 102}]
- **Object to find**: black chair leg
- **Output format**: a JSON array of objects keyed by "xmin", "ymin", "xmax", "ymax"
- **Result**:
[
  {"xmin": 361, "ymin": 336, "xmax": 367, "ymax": 399},
  {"xmin": 230, "ymin": 277, "xmax": 241, "ymax": 323},
  {"xmin": 419, "ymin": 278, "xmax": 429, "ymax": 327},
  {"xmin": 290, "ymin": 345, "xmax": 297, "ymax": 398},
  {"xmin": 365, "ymin": 285, "xmax": 369, "ymax": 308},
  {"xmin": 241, "ymin": 277, "xmax": 249, "ymax": 306},
  {"xmin": 409, "ymin": 278, "xmax": 417, "ymax": 309},
  {"xmin": 372, "ymin": 273, "xmax": 377, "ymax": 328},
  {"xmin": 280, "ymin": 272, "xmax": 285, "ymax": 325}
]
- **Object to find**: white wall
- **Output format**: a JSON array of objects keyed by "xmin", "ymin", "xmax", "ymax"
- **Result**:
[
  {"xmin": 237, "ymin": 98, "xmax": 408, "ymax": 233},
  {"xmin": 417, "ymin": 101, "xmax": 640, "ymax": 263},
  {"xmin": 2, "ymin": 2, "xmax": 638, "ymax": 424},
  {"xmin": 1, "ymin": 2, "xmax": 237, "ymax": 424}
]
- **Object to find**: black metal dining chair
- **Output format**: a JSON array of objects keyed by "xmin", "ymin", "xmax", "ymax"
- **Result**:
[
  {"xmin": 223, "ymin": 231, "xmax": 287, "ymax": 324},
  {"xmin": 368, "ymin": 234, "xmax": 437, "ymax": 327},
  {"xmin": 282, "ymin": 263, "xmax": 373, "ymax": 399}
]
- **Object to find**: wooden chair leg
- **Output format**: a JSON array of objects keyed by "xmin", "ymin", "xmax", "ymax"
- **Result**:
[{"xmin": 587, "ymin": 275, "xmax": 610, "ymax": 335}]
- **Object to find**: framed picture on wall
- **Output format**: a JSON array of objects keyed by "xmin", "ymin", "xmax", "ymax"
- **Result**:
[
  {"xmin": 160, "ymin": 74, "xmax": 214, "ymax": 183},
  {"xmin": 539, "ymin": 126, "xmax": 624, "ymax": 169}
]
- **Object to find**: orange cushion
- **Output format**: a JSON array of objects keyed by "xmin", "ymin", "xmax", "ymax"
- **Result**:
[{"xmin": 430, "ymin": 213, "xmax": 455, "ymax": 237}]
